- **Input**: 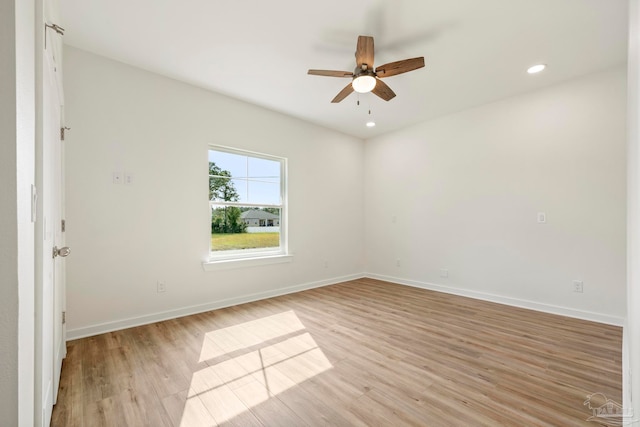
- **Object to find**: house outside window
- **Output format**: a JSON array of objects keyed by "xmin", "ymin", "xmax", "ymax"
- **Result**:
[{"xmin": 208, "ymin": 146, "xmax": 287, "ymax": 260}]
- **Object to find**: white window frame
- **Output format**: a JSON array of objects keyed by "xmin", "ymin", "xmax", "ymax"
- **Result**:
[{"xmin": 204, "ymin": 145, "xmax": 290, "ymax": 270}]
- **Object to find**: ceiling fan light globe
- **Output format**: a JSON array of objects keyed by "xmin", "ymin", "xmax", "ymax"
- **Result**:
[{"xmin": 352, "ymin": 75, "xmax": 377, "ymax": 93}]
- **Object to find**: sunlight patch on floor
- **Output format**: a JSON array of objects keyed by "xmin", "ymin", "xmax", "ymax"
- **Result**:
[
  {"xmin": 198, "ymin": 310, "xmax": 305, "ymax": 363},
  {"xmin": 184, "ymin": 311, "xmax": 332, "ymax": 426}
]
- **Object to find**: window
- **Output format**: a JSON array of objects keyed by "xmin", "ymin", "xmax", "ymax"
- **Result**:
[{"xmin": 208, "ymin": 146, "xmax": 287, "ymax": 262}]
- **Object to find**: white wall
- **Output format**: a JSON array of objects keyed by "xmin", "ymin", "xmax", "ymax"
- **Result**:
[
  {"xmin": 626, "ymin": 0, "xmax": 640, "ymax": 421},
  {"xmin": 17, "ymin": 0, "xmax": 36, "ymax": 423},
  {"xmin": 1, "ymin": 0, "xmax": 36, "ymax": 424},
  {"xmin": 364, "ymin": 68, "xmax": 627, "ymax": 325},
  {"xmin": 0, "ymin": 1, "xmax": 20, "ymax": 423},
  {"xmin": 64, "ymin": 48, "xmax": 627, "ymax": 335},
  {"xmin": 63, "ymin": 47, "xmax": 365, "ymax": 338}
]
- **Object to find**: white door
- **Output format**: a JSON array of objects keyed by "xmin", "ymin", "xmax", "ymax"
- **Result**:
[
  {"xmin": 51, "ymin": 65, "xmax": 66, "ymax": 404},
  {"xmin": 37, "ymin": 35, "xmax": 67, "ymax": 427}
]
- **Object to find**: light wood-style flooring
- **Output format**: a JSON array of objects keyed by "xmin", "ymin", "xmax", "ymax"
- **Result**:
[{"xmin": 51, "ymin": 278, "xmax": 622, "ymax": 426}]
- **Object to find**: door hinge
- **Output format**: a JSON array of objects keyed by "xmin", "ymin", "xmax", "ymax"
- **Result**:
[
  {"xmin": 62, "ymin": 311, "xmax": 66, "ymax": 325},
  {"xmin": 61, "ymin": 219, "xmax": 66, "ymax": 232},
  {"xmin": 60, "ymin": 127, "xmax": 70, "ymax": 141},
  {"xmin": 44, "ymin": 23, "xmax": 65, "ymax": 49}
]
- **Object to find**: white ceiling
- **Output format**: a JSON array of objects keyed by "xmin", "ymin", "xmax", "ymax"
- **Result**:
[{"xmin": 60, "ymin": 0, "xmax": 628, "ymax": 139}]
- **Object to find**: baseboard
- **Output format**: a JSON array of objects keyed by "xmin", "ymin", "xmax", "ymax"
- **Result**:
[
  {"xmin": 67, "ymin": 271, "xmax": 623, "ymax": 340},
  {"xmin": 364, "ymin": 273, "xmax": 625, "ymax": 326},
  {"xmin": 66, "ymin": 273, "xmax": 365, "ymax": 340}
]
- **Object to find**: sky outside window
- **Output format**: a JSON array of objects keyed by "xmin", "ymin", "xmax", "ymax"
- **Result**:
[{"xmin": 209, "ymin": 149, "xmax": 281, "ymax": 205}]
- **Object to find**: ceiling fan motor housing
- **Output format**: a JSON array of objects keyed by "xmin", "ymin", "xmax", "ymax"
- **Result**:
[{"xmin": 354, "ymin": 67, "xmax": 376, "ymax": 79}]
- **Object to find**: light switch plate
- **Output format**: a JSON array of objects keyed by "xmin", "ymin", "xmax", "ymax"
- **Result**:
[{"xmin": 113, "ymin": 171, "xmax": 123, "ymax": 184}]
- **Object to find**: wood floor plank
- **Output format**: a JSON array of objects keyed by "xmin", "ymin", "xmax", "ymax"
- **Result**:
[
  {"xmin": 231, "ymin": 379, "xmax": 308, "ymax": 427},
  {"xmin": 163, "ymin": 389, "xmax": 218, "ymax": 427},
  {"xmin": 50, "ymin": 341, "xmax": 84, "ymax": 427},
  {"xmin": 52, "ymin": 278, "xmax": 622, "ymax": 426}
]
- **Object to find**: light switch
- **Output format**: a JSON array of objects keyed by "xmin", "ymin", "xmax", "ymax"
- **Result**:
[{"xmin": 113, "ymin": 172, "xmax": 123, "ymax": 184}]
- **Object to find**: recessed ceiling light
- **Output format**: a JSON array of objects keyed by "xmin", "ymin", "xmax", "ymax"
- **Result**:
[
  {"xmin": 366, "ymin": 121, "xmax": 376, "ymax": 127},
  {"xmin": 527, "ymin": 64, "xmax": 546, "ymax": 74}
]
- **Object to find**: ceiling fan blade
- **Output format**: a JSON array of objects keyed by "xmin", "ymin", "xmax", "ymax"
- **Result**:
[
  {"xmin": 308, "ymin": 69, "xmax": 354, "ymax": 78},
  {"xmin": 355, "ymin": 35, "xmax": 375, "ymax": 70},
  {"xmin": 371, "ymin": 78, "xmax": 396, "ymax": 101},
  {"xmin": 375, "ymin": 57, "xmax": 425, "ymax": 78},
  {"xmin": 331, "ymin": 83, "xmax": 355, "ymax": 103}
]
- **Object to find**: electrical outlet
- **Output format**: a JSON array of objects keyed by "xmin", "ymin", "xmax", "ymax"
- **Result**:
[
  {"xmin": 537, "ymin": 212, "xmax": 546, "ymax": 223},
  {"xmin": 396, "ymin": 259, "xmax": 401, "ymax": 267},
  {"xmin": 324, "ymin": 260, "xmax": 328, "ymax": 268},
  {"xmin": 573, "ymin": 280, "xmax": 583, "ymax": 293},
  {"xmin": 440, "ymin": 269, "xmax": 449, "ymax": 278},
  {"xmin": 157, "ymin": 281, "xmax": 166, "ymax": 293}
]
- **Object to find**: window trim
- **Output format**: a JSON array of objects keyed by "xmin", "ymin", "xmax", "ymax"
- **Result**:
[
  {"xmin": 202, "ymin": 254, "xmax": 294, "ymax": 271},
  {"xmin": 206, "ymin": 145, "xmax": 288, "ymax": 265}
]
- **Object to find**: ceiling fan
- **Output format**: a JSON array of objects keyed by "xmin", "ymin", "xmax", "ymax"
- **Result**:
[{"xmin": 308, "ymin": 35, "xmax": 425, "ymax": 103}]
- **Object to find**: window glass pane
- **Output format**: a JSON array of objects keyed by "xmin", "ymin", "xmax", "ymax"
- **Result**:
[
  {"xmin": 211, "ymin": 206, "xmax": 280, "ymax": 252},
  {"xmin": 229, "ymin": 178, "xmax": 248, "ymax": 202},
  {"xmin": 247, "ymin": 180, "xmax": 280, "ymax": 205},
  {"xmin": 248, "ymin": 156, "xmax": 280, "ymax": 183},
  {"xmin": 209, "ymin": 149, "xmax": 281, "ymax": 205},
  {"xmin": 209, "ymin": 175, "xmax": 238, "ymax": 202},
  {"xmin": 209, "ymin": 150, "xmax": 247, "ymax": 177}
]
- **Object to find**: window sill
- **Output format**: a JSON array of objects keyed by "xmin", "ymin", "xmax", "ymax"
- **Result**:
[{"xmin": 202, "ymin": 254, "xmax": 293, "ymax": 271}]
